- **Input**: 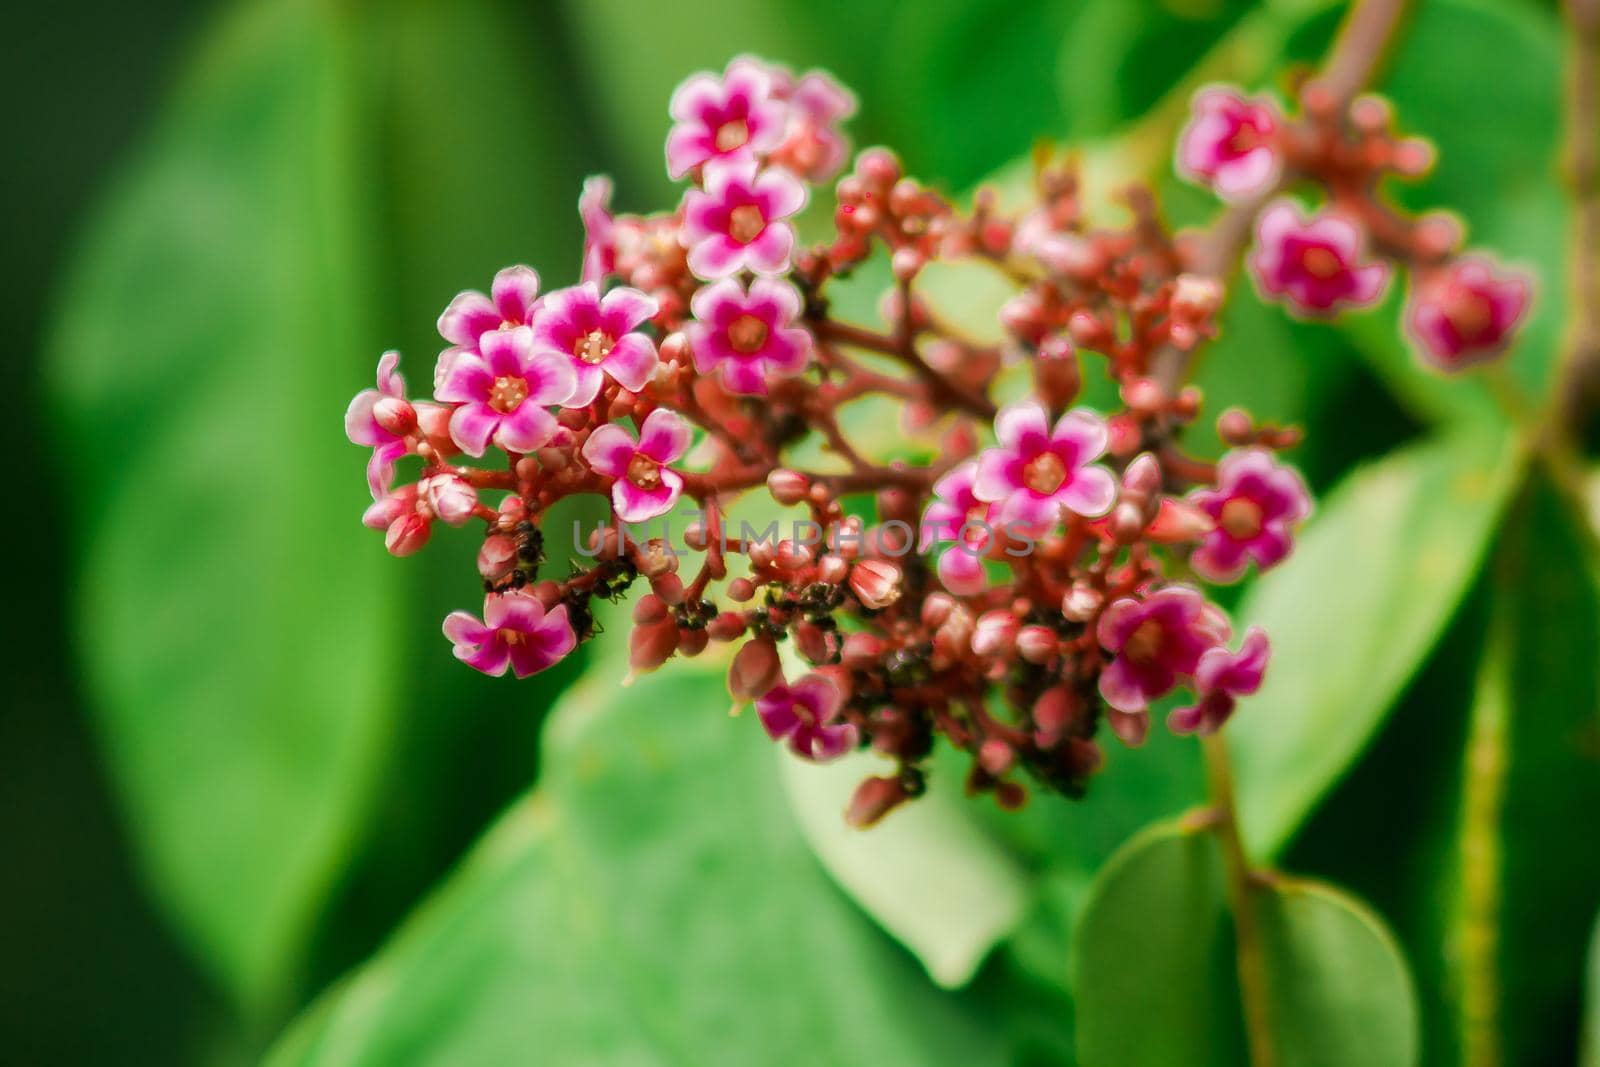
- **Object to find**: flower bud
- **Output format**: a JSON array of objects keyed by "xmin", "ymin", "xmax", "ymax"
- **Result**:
[
  {"xmin": 849, "ymin": 559, "xmax": 902, "ymax": 610},
  {"xmin": 817, "ymin": 554, "xmax": 850, "ymax": 585},
  {"xmin": 1121, "ymin": 453, "xmax": 1162, "ymax": 502},
  {"xmin": 386, "ymin": 513, "xmax": 431, "ymax": 557},
  {"xmin": 678, "ymin": 627, "xmax": 709, "ymax": 657},
  {"xmin": 921, "ymin": 592, "xmax": 955, "ymax": 629},
  {"xmin": 728, "ymin": 638, "xmax": 783, "ymax": 706},
  {"xmin": 845, "ymin": 775, "xmax": 908, "ymax": 829},
  {"xmin": 373, "ymin": 396, "xmax": 417, "ymax": 436},
  {"xmin": 971, "ymin": 610, "xmax": 1018, "ymax": 657},
  {"xmin": 1218, "ymin": 407, "xmax": 1254, "ymax": 445},
  {"xmin": 728, "ymin": 577, "xmax": 756, "ymax": 602},
  {"xmin": 708, "ymin": 612, "xmax": 747, "ymax": 641},
  {"xmin": 1108, "ymin": 501, "xmax": 1147, "ymax": 544},
  {"xmin": 632, "ymin": 593, "xmax": 668, "ymax": 626},
  {"xmin": 1034, "ymin": 335, "xmax": 1081, "ymax": 410},
  {"xmin": 476, "ymin": 532, "xmax": 517, "ymax": 580},
  {"xmin": 1016, "ymin": 625, "xmax": 1060, "ymax": 664},
  {"xmin": 1121, "ymin": 377, "xmax": 1166, "ymax": 415},
  {"xmin": 1061, "ymin": 582, "xmax": 1102, "ymax": 622},
  {"xmin": 422, "ymin": 474, "xmax": 478, "ymax": 526},
  {"xmin": 1145, "ymin": 497, "xmax": 1216, "ymax": 543},
  {"xmin": 1107, "ymin": 707, "xmax": 1149, "ymax": 748},
  {"xmin": 796, "ymin": 621, "xmax": 832, "ymax": 665},
  {"xmin": 629, "ymin": 617, "xmax": 679, "ymax": 674},
  {"xmin": 979, "ymin": 738, "xmax": 1016, "ymax": 776},
  {"xmin": 768, "ymin": 469, "xmax": 810, "ymax": 506},
  {"xmin": 650, "ymin": 572, "xmax": 686, "ymax": 606},
  {"xmin": 842, "ymin": 632, "xmax": 885, "ymax": 670},
  {"xmin": 1032, "ymin": 686, "xmax": 1078, "ymax": 735},
  {"xmin": 415, "ymin": 402, "xmax": 459, "ymax": 458}
]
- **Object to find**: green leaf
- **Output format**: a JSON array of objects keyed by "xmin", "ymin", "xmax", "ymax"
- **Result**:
[
  {"xmin": 1227, "ymin": 429, "xmax": 1522, "ymax": 857},
  {"xmin": 268, "ymin": 668, "xmax": 1019, "ymax": 1067},
  {"xmin": 1584, "ymin": 907, "xmax": 1600, "ymax": 1067},
  {"xmin": 43, "ymin": 0, "xmax": 394, "ymax": 1012},
  {"xmin": 1073, "ymin": 820, "xmax": 1420, "ymax": 1067}
]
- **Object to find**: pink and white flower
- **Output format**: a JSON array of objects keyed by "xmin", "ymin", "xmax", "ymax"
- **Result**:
[
  {"xmin": 770, "ymin": 70, "xmax": 857, "ymax": 182},
  {"xmin": 579, "ymin": 176, "xmax": 616, "ymax": 285},
  {"xmin": 1097, "ymin": 586, "xmax": 1230, "ymax": 715},
  {"xmin": 531, "ymin": 282, "xmax": 660, "ymax": 407},
  {"xmin": 443, "ymin": 590, "xmax": 577, "ymax": 678},
  {"xmin": 974, "ymin": 401, "xmax": 1117, "ymax": 531},
  {"xmin": 666, "ymin": 58, "xmax": 787, "ymax": 180},
  {"xmin": 920, "ymin": 460, "xmax": 997, "ymax": 596},
  {"xmin": 680, "ymin": 159, "xmax": 807, "ymax": 279},
  {"xmin": 362, "ymin": 483, "xmax": 430, "ymax": 556},
  {"xmin": 1168, "ymin": 627, "xmax": 1270, "ymax": 736},
  {"xmin": 345, "ymin": 351, "xmax": 414, "ymax": 500},
  {"xmin": 756, "ymin": 674, "xmax": 858, "ymax": 761},
  {"xmin": 1406, "ymin": 255, "xmax": 1531, "ymax": 371},
  {"xmin": 437, "ymin": 265, "xmax": 543, "ymax": 352},
  {"xmin": 581, "ymin": 408, "xmax": 692, "ymax": 523},
  {"xmin": 1188, "ymin": 448, "xmax": 1312, "ymax": 582},
  {"xmin": 1249, "ymin": 200, "xmax": 1390, "ymax": 314},
  {"xmin": 1177, "ymin": 87, "xmax": 1282, "ymax": 201},
  {"xmin": 434, "ymin": 327, "xmax": 576, "ymax": 457},
  {"xmin": 685, "ymin": 277, "xmax": 812, "ymax": 393}
]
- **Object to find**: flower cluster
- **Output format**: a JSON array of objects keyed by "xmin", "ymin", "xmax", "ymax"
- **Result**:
[
  {"xmin": 1179, "ymin": 85, "xmax": 1531, "ymax": 370},
  {"xmin": 345, "ymin": 58, "xmax": 1522, "ymax": 825}
]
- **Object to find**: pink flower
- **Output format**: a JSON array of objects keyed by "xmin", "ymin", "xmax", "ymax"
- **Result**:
[
  {"xmin": 1406, "ymin": 255, "xmax": 1531, "ymax": 371},
  {"xmin": 685, "ymin": 277, "xmax": 812, "ymax": 393},
  {"xmin": 1249, "ymin": 200, "xmax": 1390, "ymax": 314},
  {"xmin": 756, "ymin": 674, "xmax": 858, "ymax": 761},
  {"xmin": 920, "ymin": 460, "xmax": 996, "ymax": 596},
  {"xmin": 1188, "ymin": 448, "xmax": 1312, "ymax": 582},
  {"xmin": 435, "ymin": 327, "xmax": 576, "ymax": 457},
  {"xmin": 531, "ymin": 282, "xmax": 660, "ymax": 407},
  {"xmin": 681, "ymin": 159, "xmax": 807, "ymax": 279},
  {"xmin": 345, "ymin": 351, "xmax": 413, "ymax": 500},
  {"xmin": 1177, "ymin": 87, "xmax": 1281, "ymax": 201},
  {"xmin": 771, "ymin": 70, "xmax": 857, "ymax": 182},
  {"xmin": 973, "ymin": 400, "xmax": 1117, "ymax": 531},
  {"xmin": 1168, "ymin": 627, "xmax": 1270, "ymax": 735},
  {"xmin": 666, "ymin": 58, "xmax": 787, "ymax": 180},
  {"xmin": 362, "ymin": 483, "xmax": 430, "ymax": 556},
  {"xmin": 1097, "ymin": 586, "xmax": 1229, "ymax": 714},
  {"xmin": 579, "ymin": 176, "xmax": 616, "ymax": 285},
  {"xmin": 443, "ymin": 590, "xmax": 577, "ymax": 678},
  {"xmin": 437, "ymin": 265, "xmax": 543, "ymax": 352},
  {"xmin": 581, "ymin": 408, "xmax": 692, "ymax": 522}
]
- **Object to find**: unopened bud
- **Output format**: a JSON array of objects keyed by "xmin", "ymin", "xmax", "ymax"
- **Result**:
[
  {"xmin": 728, "ymin": 638, "xmax": 783, "ymax": 706},
  {"xmin": 1016, "ymin": 625, "xmax": 1060, "ymax": 664},
  {"xmin": 422, "ymin": 474, "xmax": 477, "ymax": 526},
  {"xmin": 728, "ymin": 577, "xmax": 756, "ymax": 602},
  {"xmin": 386, "ymin": 513, "xmax": 431, "ymax": 557},
  {"xmin": 1218, "ymin": 407, "xmax": 1254, "ymax": 445},
  {"xmin": 373, "ymin": 396, "xmax": 417, "ymax": 436},
  {"xmin": 1145, "ymin": 497, "xmax": 1216, "ymax": 543},
  {"xmin": 476, "ymin": 532, "xmax": 517, "ymax": 578},
  {"xmin": 629, "ymin": 617, "xmax": 679, "ymax": 674},
  {"xmin": 650, "ymin": 572, "xmax": 686, "ymax": 606},
  {"xmin": 1061, "ymin": 582, "xmax": 1101, "ymax": 622},
  {"xmin": 849, "ymin": 559, "xmax": 902, "ymax": 610},
  {"xmin": 842, "ymin": 632, "xmax": 886, "ymax": 670},
  {"xmin": 979, "ymin": 738, "xmax": 1016, "ymax": 776},
  {"xmin": 845, "ymin": 775, "xmax": 909, "ymax": 828},
  {"xmin": 971, "ymin": 610, "xmax": 1019, "ymax": 657},
  {"xmin": 768, "ymin": 469, "xmax": 810, "ymax": 506}
]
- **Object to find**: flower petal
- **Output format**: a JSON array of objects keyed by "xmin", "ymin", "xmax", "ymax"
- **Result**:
[
  {"xmin": 638, "ymin": 408, "xmax": 692, "ymax": 463},
  {"xmin": 581, "ymin": 423, "xmax": 637, "ymax": 476}
]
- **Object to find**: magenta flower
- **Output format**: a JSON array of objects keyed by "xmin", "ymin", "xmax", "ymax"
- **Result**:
[
  {"xmin": 920, "ymin": 460, "xmax": 996, "ymax": 596},
  {"xmin": 1169, "ymin": 627, "xmax": 1270, "ymax": 736},
  {"xmin": 681, "ymin": 159, "xmax": 807, "ymax": 280},
  {"xmin": 579, "ymin": 176, "xmax": 616, "ymax": 285},
  {"xmin": 435, "ymin": 326, "xmax": 576, "ymax": 457},
  {"xmin": 531, "ymin": 282, "xmax": 660, "ymax": 407},
  {"xmin": 685, "ymin": 277, "xmax": 812, "ymax": 394},
  {"xmin": 345, "ymin": 351, "xmax": 413, "ymax": 500},
  {"xmin": 581, "ymin": 408, "xmax": 692, "ymax": 523},
  {"xmin": 1249, "ymin": 200, "xmax": 1390, "ymax": 314},
  {"xmin": 1097, "ymin": 586, "xmax": 1230, "ymax": 714},
  {"xmin": 443, "ymin": 590, "xmax": 577, "ymax": 679},
  {"xmin": 1188, "ymin": 448, "xmax": 1312, "ymax": 582},
  {"xmin": 1406, "ymin": 255, "xmax": 1531, "ymax": 371},
  {"xmin": 1177, "ymin": 88, "xmax": 1281, "ymax": 201},
  {"xmin": 666, "ymin": 58, "xmax": 786, "ymax": 180},
  {"xmin": 973, "ymin": 400, "xmax": 1117, "ymax": 531},
  {"xmin": 756, "ymin": 674, "xmax": 858, "ymax": 761},
  {"xmin": 772, "ymin": 70, "xmax": 857, "ymax": 182},
  {"xmin": 437, "ymin": 265, "xmax": 543, "ymax": 351}
]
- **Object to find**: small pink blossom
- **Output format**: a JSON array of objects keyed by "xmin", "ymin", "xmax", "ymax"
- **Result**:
[
  {"xmin": 1097, "ymin": 586, "xmax": 1230, "ymax": 715},
  {"xmin": 1177, "ymin": 88, "xmax": 1282, "ymax": 201},
  {"xmin": 1169, "ymin": 627, "xmax": 1270, "ymax": 735},
  {"xmin": 581, "ymin": 408, "xmax": 692, "ymax": 522},
  {"xmin": 665, "ymin": 58, "xmax": 787, "ymax": 179},
  {"xmin": 437, "ymin": 264, "xmax": 543, "ymax": 353},
  {"xmin": 1249, "ymin": 200, "xmax": 1390, "ymax": 314},
  {"xmin": 435, "ymin": 327, "xmax": 576, "ymax": 456},
  {"xmin": 681, "ymin": 159, "xmax": 807, "ymax": 279},
  {"xmin": 579, "ymin": 176, "xmax": 616, "ymax": 284},
  {"xmin": 362, "ymin": 483, "xmax": 431, "ymax": 556},
  {"xmin": 973, "ymin": 401, "xmax": 1117, "ymax": 531},
  {"xmin": 531, "ymin": 282, "xmax": 660, "ymax": 407},
  {"xmin": 443, "ymin": 590, "xmax": 577, "ymax": 678},
  {"xmin": 920, "ymin": 460, "xmax": 996, "ymax": 596},
  {"xmin": 685, "ymin": 277, "xmax": 812, "ymax": 393},
  {"xmin": 1406, "ymin": 255, "xmax": 1531, "ymax": 371},
  {"xmin": 770, "ymin": 70, "xmax": 857, "ymax": 182},
  {"xmin": 1188, "ymin": 448, "xmax": 1312, "ymax": 582},
  {"xmin": 756, "ymin": 674, "xmax": 858, "ymax": 761},
  {"xmin": 420, "ymin": 473, "xmax": 478, "ymax": 527},
  {"xmin": 345, "ymin": 351, "xmax": 413, "ymax": 500}
]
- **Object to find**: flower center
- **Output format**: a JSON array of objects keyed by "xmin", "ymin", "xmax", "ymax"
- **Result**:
[
  {"xmin": 489, "ymin": 375, "xmax": 529, "ymax": 413},
  {"xmin": 503, "ymin": 629, "xmax": 526, "ymax": 645},
  {"xmin": 729, "ymin": 204, "xmax": 766, "ymax": 244},
  {"xmin": 1124, "ymin": 619, "xmax": 1165, "ymax": 665},
  {"xmin": 575, "ymin": 329, "xmax": 614, "ymax": 365},
  {"xmin": 727, "ymin": 314, "xmax": 769, "ymax": 353},
  {"xmin": 1218, "ymin": 496, "xmax": 1264, "ymax": 540},
  {"xmin": 627, "ymin": 452, "xmax": 662, "ymax": 490},
  {"xmin": 1227, "ymin": 124, "xmax": 1262, "ymax": 155},
  {"xmin": 1301, "ymin": 246, "xmax": 1342, "ymax": 279},
  {"xmin": 1023, "ymin": 452, "xmax": 1068, "ymax": 495},
  {"xmin": 715, "ymin": 118, "xmax": 749, "ymax": 152},
  {"xmin": 1444, "ymin": 287, "xmax": 1493, "ymax": 340}
]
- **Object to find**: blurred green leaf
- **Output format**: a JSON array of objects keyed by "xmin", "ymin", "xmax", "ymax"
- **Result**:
[
  {"xmin": 268, "ymin": 667, "xmax": 1018, "ymax": 1067},
  {"xmin": 1227, "ymin": 429, "xmax": 1523, "ymax": 857},
  {"xmin": 1584, "ymin": 907, "xmax": 1600, "ymax": 1067},
  {"xmin": 43, "ymin": 0, "xmax": 395, "ymax": 1013},
  {"xmin": 1073, "ymin": 819, "xmax": 1419, "ymax": 1067}
]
